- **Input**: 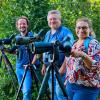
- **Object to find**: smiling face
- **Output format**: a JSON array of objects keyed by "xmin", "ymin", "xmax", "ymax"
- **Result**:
[
  {"xmin": 76, "ymin": 21, "xmax": 90, "ymax": 39},
  {"xmin": 16, "ymin": 18, "xmax": 28, "ymax": 36},
  {"xmin": 47, "ymin": 13, "xmax": 61, "ymax": 29}
]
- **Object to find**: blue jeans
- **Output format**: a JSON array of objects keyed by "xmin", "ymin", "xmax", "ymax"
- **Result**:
[
  {"xmin": 48, "ymin": 72, "xmax": 67, "ymax": 100},
  {"xmin": 66, "ymin": 82, "xmax": 100, "ymax": 100},
  {"xmin": 16, "ymin": 68, "xmax": 32, "ymax": 100}
]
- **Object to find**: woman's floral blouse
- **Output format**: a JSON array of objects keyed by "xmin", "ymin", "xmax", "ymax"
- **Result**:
[{"xmin": 65, "ymin": 39, "xmax": 100, "ymax": 87}]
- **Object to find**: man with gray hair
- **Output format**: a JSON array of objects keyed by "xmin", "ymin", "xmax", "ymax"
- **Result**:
[{"xmin": 41, "ymin": 10, "xmax": 74, "ymax": 100}]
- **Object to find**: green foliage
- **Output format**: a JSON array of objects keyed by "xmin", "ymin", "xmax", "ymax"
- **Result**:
[
  {"xmin": 0, "ymin": 0, "xmax": 100, "ymax": 99},
  {"xmin": 0, "ymin": 0, "xmax": 100, "ymax": 39},
  {"xmin": 0, "ymin": 67, "xmax": 16, "ymax": 99},
  {"xmin": 49, "ymin": 0, "xmax": 100, "ymax": 40},
  {"xmin": 0, "ymin": 0, "xmax": 50, "ymax": 37}
]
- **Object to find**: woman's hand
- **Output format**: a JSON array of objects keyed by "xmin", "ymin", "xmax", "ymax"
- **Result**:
[
  {"xmin": 71, "ymin": 50, "xmax": 84, "ymax": 58},
  {"xmin": 71, "ymin": 50, "xmax": 92, "ymax": 69}
]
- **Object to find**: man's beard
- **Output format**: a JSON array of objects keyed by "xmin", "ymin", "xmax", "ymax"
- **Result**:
[{"xmin": 20, "ymin": 28, "xmax": 27, "ymax": 33}]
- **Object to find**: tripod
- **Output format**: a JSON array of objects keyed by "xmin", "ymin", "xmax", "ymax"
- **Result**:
[
  {"xmin": 15, "ymin": 45, "xmax": 40, "ymax": 100},
  {"xmin": 36, "ymin": 45, "xmax": 68, "ymax": 100},
  {"xmin": 0, "ymin": 45, "xmax": 18, "ymax": 91}
]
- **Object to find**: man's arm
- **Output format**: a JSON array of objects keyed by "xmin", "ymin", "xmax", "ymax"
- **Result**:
[
  {"xmin": 4, "ymin": 46, "xmax": 18, "ymax": 54},
  {"xmin": 31, "ymin": 54, "xmax": 38, "ymax": 64},
  {"xmin": 59, "ymin": 58, "xmax": 66, "ymax": 75}
]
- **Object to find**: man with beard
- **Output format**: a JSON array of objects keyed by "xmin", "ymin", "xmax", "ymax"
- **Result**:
[
  {"xmin": 15, "ymin": 16, "xmax": 33, "ymax": 100},
  {"xmin": 6, "ymin": 16, "xmax": 40, "ymax": 100}
]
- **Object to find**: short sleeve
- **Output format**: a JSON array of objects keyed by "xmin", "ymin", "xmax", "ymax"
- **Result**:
[{"xmin": 88, "ymin": 39, "xmax": 100, "ymax": 67}]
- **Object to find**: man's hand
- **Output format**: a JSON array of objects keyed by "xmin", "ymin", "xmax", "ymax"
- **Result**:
[
  {"xmin": 0, "ymin": 45, "xmax": 5, "ymax": 50},
  {"xmin": 41, "ymin": 64, "xmax": 46, "ymax": 75}
]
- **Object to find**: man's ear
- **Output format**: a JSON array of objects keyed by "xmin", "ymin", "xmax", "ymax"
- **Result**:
[{"xmin": 61, "ymin": 19, "xmax": 63, "ymax": 23}]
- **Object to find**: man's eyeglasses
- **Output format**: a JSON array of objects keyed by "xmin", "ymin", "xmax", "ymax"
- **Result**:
[{"xmin": 76, "ymin": 26, "xmax": 89, "ymax": 30}]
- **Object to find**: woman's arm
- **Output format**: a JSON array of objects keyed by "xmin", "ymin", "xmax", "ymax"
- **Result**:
[
  {"xmin": 72, "ymin": 39, "xmax": 100, "ymax": 69},
  {"xmin": 71, "ymin": 50, "xmax": 93, "ymax": 69},
  {"xmin": 80, "ymin": 52, "xmax": 93, "ymax": 69},
  {"xmin": 59, "ymin": 58, "xmax": 66, "ymax": 75}
]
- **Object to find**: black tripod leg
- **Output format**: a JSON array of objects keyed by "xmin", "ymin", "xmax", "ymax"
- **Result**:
[
  {"xmin": 7, "ymin": 67, "xmax": 18, "ymax": 91},
  {"xmin": 15, "ymin": 66, "xmax": 28, "ymax": 100},
  {"xmin": 36, "ymin": 65, "xmax": 51, "ymax": 100},
  {"xmin": 51, "ymin": 64, "xmax": 54, "ymax": 100},
  {"xmin": 54, "ymin": 64, "xmax": 68, "ymax": 99},
  {"xmin": 31, "ymin": 65, "xmax": 39, "ymax": 92},
  {"xmin": 2, "ymin": 50, "xmax": 17, "ymax": 81}
]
